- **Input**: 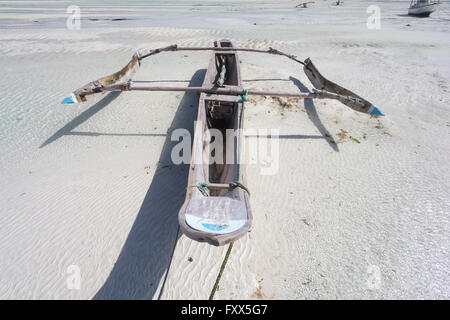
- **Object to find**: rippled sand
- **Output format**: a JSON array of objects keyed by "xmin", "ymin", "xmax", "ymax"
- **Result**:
[{"xmin": 0, "ymin": 0, "xmax": 449, "ymax": 299}]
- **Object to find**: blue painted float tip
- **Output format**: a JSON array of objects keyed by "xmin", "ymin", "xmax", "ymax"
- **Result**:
[
  {"xmin": 370, "ymin": 105, "xmax": 385, "ymax": 116},
  {"xmin": 61, "ymin": 94, "xmax": 76, "ymax": 104}
]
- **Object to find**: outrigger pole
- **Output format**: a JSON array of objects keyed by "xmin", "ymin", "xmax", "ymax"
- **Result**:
[
  {"xmin": 103, "ymin": 83, "xmax": 373, "ymax": 109},
  {"xmin": 62, "ymin": 44, "xmax": 384, "ymax": 116}
]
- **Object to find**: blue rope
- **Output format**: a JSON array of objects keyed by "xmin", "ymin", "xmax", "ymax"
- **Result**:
[{"xmin": 217, "ymin": 65, "xmax": 226, "ymax": 87}]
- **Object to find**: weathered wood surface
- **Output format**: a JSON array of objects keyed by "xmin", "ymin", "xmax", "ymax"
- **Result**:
[
  {"xmin": 178, "ymin": 40, "xmax": 252, "ymax": 246},
  {"xmin": 303, "ymin": 58, "xmax": 377, "ymax": 114},
  {"xmin": 65, "ymin": 43, "xmax": 382, "ymax": 116},
  {"xmin": 138, "ymin": 45, "xmax": 305, "ymax": 65},
  {"xmin": 72, "ymin": 53, "xmax": 140, "ymax": 102}
]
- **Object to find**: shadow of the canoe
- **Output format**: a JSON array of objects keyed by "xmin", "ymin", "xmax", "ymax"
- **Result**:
[
  {"xmin": 93, "ymin": 69, "xmax": 206, "ymax": 300},
  {"xmin": 289, "ymin": 76, "xmax": 339, "ymax": 152},
  {"xmin": 40, "ymin": 91, "xmax": 122, "ymax": 148}
]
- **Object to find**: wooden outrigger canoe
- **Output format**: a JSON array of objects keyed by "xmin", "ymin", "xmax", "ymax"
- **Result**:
[
  {"xmin": 177, "ymin": 40, "xmax": 251, "ymax": 246},
  {"xmin": 61, "ymin": 39, "xmax": 384, "ymax": 246}
]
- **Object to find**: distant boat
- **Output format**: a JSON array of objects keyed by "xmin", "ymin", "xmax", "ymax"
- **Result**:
[
  {"xmin": 295, "ymin": 1, "xmax": 314, "ymax": 8},
  {"xmin": 408, "ymin": 0, "xmax": 440, "ymax": 17}
]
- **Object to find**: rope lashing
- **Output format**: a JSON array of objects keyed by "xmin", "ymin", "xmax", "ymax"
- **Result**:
[
  {"xmin": 236, "ymin": 88, "xmax": 248, "ymax": 182},
  {"xmin": 187, "ymin": 181, "xmax": 209, "ymax": 197},
  {"xmin": 238, "ymin": 88, "xmax": 248, "ymax": 102},
  {"xmin": 217, "ymin": 65, "xmax": 226, "ymax": 87},
  {"xmin": 188, "ymin": 181, "xmax": 250, "ymax": 197},
  {"xmin": 228, "ymin": 181, "xmax": 250, "ymax": 196}
]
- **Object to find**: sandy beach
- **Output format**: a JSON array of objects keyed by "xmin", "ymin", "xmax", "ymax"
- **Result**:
[{"xmin": 0, "ymin": 0, "xmax": 449, "ymax": 299}]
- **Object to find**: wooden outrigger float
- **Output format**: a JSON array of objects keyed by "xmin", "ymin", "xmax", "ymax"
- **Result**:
[{"xmin": 62, "ymin": 40, "xmax": 384, "ymax": 246}]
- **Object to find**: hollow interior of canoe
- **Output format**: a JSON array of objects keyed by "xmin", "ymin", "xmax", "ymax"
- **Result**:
[
  {"xmin": 219, "ymin": 41, "xmax": 233, "ymax": 47},
  {"xmin": 204, "ymin": 97, "xmax": 238, "ymax": 195},
  {"xmin": 215, "ymin": 53, "xmax": 239, "ymax": 86}
]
